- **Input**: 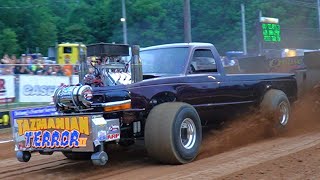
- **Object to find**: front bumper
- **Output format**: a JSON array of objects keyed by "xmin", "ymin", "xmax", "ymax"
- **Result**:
[{"xmin": 12, "ymin": 113, "xmax": 121, "ymax": 152}]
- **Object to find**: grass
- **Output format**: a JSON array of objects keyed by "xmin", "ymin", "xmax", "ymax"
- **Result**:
[
  {"xmin": 0, "ymin": 102, "xmax": 51, "ymax": 111},
  {"xmin": 0, "ymin": 102, "xmax": 51, "ymax": 131},
  {"xmin": 0, "ymin": 128, "xmax": 11, "ymax": 134}
]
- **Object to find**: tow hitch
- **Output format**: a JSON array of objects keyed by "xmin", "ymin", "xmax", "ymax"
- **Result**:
[{"xmin": 91, "ymin": 142, "xmax": 108, "ymax": 166}]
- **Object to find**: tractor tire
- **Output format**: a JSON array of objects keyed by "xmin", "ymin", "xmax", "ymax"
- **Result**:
[
  {"xmin": 260, "ymin": 89, "xmax": 291, "ymax": 133},
  {"xmin": 144, "ymin": 102, "xmax": 202, "ymax": 164}
]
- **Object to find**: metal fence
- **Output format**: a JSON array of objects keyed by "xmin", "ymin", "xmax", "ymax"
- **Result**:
[
  {"xmin": 0, "ymin": 63, "xmax": 79, "ymax": 76},
  {"xmin": 0, "ymin": 64, "xmax": 80, "ymax": 106}
]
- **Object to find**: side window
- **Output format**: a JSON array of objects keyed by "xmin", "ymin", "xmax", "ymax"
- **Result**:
[
  {"xmin": 64, "ymin": 47, "xmax": 72, "ymax": 53},
  {"xmin": 190, "ymin": 49, "xmax": 217, "ymax": 73}
]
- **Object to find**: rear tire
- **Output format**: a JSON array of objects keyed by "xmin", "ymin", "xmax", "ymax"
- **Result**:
[
  {"xmin": 144, "ymin": 102, "xmax": 202, "ymax": 164},
  {"xmin": 260, "ymin": 89, "xmax": 291, "ymax": 134}
]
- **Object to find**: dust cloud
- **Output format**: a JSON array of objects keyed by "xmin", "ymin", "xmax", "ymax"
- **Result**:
[{"xmin": 198, "ymin": 85, "xmax": 320, "ymax": 160}]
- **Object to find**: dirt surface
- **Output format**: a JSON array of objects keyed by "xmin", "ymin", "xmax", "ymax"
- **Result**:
[
  {"xmin": 220, "ymin": 142, "xmax": 320, "ymax": 180},
  {"xmin": 0, "ymin": 87, "xmax": 320, "ymax": 179}
]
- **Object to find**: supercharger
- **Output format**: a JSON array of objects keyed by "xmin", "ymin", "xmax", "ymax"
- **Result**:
[{"xmin": 53, "ymin": 85, "xmax": 93, "ymax": 112}]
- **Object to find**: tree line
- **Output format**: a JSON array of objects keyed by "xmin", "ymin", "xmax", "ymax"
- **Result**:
[{"xmin": 0, "ymin": 0, "xmax": 318, "ymax": 56}]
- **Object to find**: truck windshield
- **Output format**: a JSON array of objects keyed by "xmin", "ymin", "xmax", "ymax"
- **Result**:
[{"xmin": 140, "ymin": 47, "xmax": 189, "ymax": 75}]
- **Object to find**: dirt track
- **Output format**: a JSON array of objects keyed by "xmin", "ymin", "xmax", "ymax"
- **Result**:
[
  {"xmin": 0, "ymin": 89, "xmax": 320, "ymax": 179},
  {"xmin": 1, "ymin": 132, "xmax": 320, "ymax": 180}
]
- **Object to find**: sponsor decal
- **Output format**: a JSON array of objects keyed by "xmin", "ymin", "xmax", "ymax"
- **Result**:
[
  {"xmin": 16, "ymin": 116, "xmax": 89, "ymax": 148},
  {"xmin": 107, "ymin": 133, "xmax": 120, "ymax": 140},
  {"xmin": 108, "ymin": 125, "xmax": 119, "ymax": 132},
  {"xmin": 268, "ymin": 57, "xmax": 306, "ymax": 72},
  {"xmin": 98, "ymin": 130, "xmax": 107, "ymax": 141},
  {"xmin": 83, "ymin": 89, "xmax": 93, "ymax": 100}
]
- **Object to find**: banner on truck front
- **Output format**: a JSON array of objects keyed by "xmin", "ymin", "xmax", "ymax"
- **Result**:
[
  {"xmin": 10, "ymin": 106, "xmax": 59, "ymax": 120},
  {"xmin": 0, "ymin": 75, "xmax": 15, "ymax": 104},
  {"xmin": 19, "ymin": 75, "xmax": 70, "ymax": 102},
  {"xmin": 10, "ymin": 105, "xmax": 59, "ymax": 131},
  {"xmin": 10, "ymin": 105, "xmax": 61, "ymax": 150}
]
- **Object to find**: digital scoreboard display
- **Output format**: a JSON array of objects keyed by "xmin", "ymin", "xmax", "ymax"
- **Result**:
[{"xmin": 261, "ymin": 23, "xmax": 281, "ymax": 42}]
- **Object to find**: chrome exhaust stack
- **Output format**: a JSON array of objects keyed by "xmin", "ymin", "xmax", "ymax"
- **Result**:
[{"xmin": 130, "ymin": 45, "xmax": 143, "ymax": 83}]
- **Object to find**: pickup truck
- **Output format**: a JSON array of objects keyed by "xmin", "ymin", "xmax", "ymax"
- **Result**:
[{"xmin": 12, "ymin": 42, "xmax": 298, "ymax": 166}]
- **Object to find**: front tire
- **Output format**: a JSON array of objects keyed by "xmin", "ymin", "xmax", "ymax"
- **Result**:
[{"xmin": 144, "ymin": 102, "xmax": 202, "ymax": 164}]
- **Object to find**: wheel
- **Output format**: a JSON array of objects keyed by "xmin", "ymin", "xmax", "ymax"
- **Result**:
[
  {"xmin": 62, "ymin": 152, "xmax": 92, "ymax": 160},
  {"xmin": 260, "ymin": 89, "xmax": 291, "ymax": 133},
  {"xmin": 91, "ymin": 151, "xmax": 108, "ymax": 166},
  {"xmin": 144, "ymin": 102, "xmax": 202, "ymax": 164},
  {"xmin": 16, "ymin": 151, "xmax": 31, "ymax": 162}
]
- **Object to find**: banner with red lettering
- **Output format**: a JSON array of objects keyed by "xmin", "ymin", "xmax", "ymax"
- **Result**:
[{"xmin": 0, "ymin": 75, "xmax": 15, "ymax": 104}]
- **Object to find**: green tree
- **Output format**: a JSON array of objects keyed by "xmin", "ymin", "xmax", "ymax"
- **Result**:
[
  {"xmin": 124, "ymin": 0, "xmax": 168, "ymax": 46},
  {"xmin": 0, "ymin": 0, "xmax": 319, "ymax": 56},
  {"xmin": 62, "ymin": 20, "xmax": 91, "ymax": 43},
  {"xmin": 34, "ymin": 21, "xmax": 57, "ymax": 54},
  {"xmin": 0, "ymin": 28, "xmax": 19, "ymax": 55}
]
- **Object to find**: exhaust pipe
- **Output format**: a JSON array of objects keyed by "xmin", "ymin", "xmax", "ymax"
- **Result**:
[{"xmin": 130, "ymin": 45, "xmax": 143, "ymax": 83}]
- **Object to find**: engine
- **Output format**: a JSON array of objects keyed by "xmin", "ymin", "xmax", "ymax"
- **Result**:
[
  {"xmin": 52, "ymin": 43, "xmax": 142, "ymax": 113},
  {"xmin": 53, "ymin": 85, "xmax": 93, "ymax": 112}
]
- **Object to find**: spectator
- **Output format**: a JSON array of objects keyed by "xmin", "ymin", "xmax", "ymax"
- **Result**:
[
  {"xmin": 35, "ymin": 59, "xmax": 46, "ymax": 75},
  {"xmin": 20, "ymin": 65, "xmax": 32, "ymax": 74},
  {"xmin": 52, "ymin": 65, "xmax": 64, "ymax": 76},
  {"xmin": 20, "ymin": 54, "xmax": 27, "ymax": 64},
  {"xmin": 73, "ymin": 60, "xmax": 79, "ymax": 75},
  {"xmin": 1, "ymin": 54, "xmax": 13, "ymax": 74},
  {"xmin": 11, "ymin": 55, "xmax": 21, "ymax": 74},
  {"xmin": 63, "ymin": 59, "xmax": 73, "ymax": 76},
  {"xmin": 13, "ymin": 57, "xmax": 21, "ymax": 74},
  {"xmin": 25, "ymin": 55, "xmax": 36, "ymax": 73},
  {"xmin": 45, "ymin": 66, "xmax": 54, "ymax": 75}
]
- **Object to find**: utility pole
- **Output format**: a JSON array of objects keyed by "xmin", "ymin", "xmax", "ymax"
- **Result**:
[
  {"xmin": 259, "ymin": 10, "xmax": 262, "ymax": 55},
  {"xmin": 318, "ymin": 0, "xmax": 320, "ymax": 32},
  {"xmin": 121, "ymin": 0, "xmax": 128, "ymax": 44},
  {"xmin": 241, "ymin": 4, "xmax": 247, "ymax": 55},
  {"xmin": 184, "ymin": 0, "xmax": 192, "ymax": 43}
]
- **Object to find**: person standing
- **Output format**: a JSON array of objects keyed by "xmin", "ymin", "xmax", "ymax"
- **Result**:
[{"xmin": 63, "ymin": 58, "xmax": 73, "ymax": 76}]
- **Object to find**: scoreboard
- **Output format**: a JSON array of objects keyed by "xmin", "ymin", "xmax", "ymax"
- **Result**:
[{"xmin": 261, "ymin": 23, "xmax": 281, "ymax": 42}]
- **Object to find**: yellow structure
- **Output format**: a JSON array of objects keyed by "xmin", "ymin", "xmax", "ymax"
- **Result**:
[{"xmin": 57, "ymin": 43, "xmax": 86, "ymax": 65}]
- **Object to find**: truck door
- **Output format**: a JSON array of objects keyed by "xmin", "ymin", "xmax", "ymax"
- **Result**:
[
  {"xmin": 179, "ymin": 48, "xmax": 222, "ymax": 106},
  {"xmin": 179, "ymin": 48, "xmax": 255, "ymax": 123}
]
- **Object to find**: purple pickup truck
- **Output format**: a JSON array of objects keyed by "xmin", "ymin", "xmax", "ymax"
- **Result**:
[{"xmin": 12, "ymin": 43, "xmax": 297, "ymax": 166}]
